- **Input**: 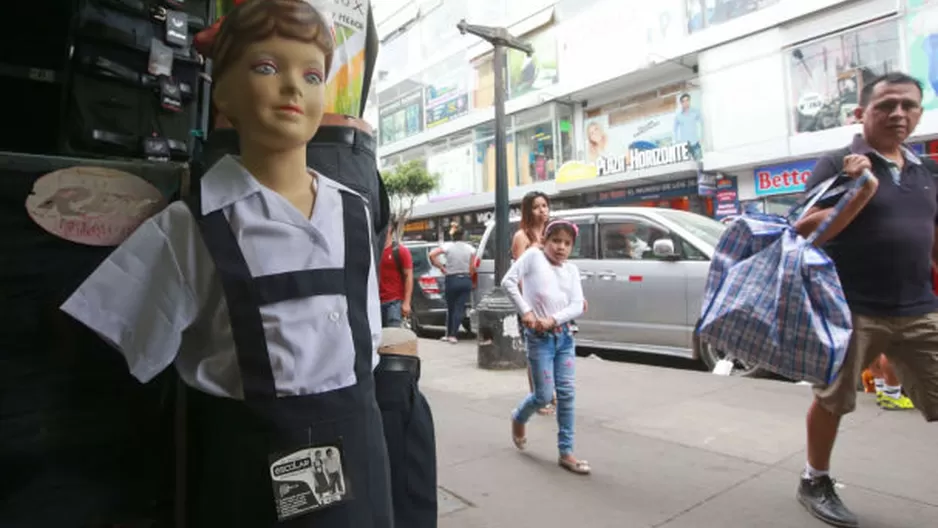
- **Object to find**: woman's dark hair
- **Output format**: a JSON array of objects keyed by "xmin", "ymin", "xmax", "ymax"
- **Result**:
[
  {"xmin": 519, "ymin": 191, "xmax": 550, "ymax": 245},
  {"xmin": 210, "ymin": 0, "xmax": 335, "ymax": 83},
  {"xmin": 451, "ymin": 226, "xmax": 465, "ymax": 241}
]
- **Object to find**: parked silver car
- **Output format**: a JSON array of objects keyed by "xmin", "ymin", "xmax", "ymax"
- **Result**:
[{"xmin": 470, "ymin": 207, "xmax": 763, "ymax": 375}]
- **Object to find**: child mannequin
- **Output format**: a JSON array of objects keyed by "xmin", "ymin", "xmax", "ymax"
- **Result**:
[{"xmin": 60, "ymin": 1, "xmax": 393, "ymax": 527}]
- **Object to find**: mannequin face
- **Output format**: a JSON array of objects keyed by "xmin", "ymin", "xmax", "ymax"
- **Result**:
[{"xmin": 213, "ymin": 35, "xmax": 327, "ymax": 151}]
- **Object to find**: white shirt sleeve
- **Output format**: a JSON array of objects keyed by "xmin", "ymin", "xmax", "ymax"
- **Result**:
[
  {"xmin": 60, "ymin": 207, "xmax": 200, "ymax": 384},
  {"xmin": 501, "ymin": 249, "xmax": 532, "ymax": 314},
  {"xmin": 550, "ymin": 263, "xmax": 585, "ymax": 325}
]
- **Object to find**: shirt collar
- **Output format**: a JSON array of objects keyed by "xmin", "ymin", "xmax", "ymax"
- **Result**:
[
  {"xmin": 199, "ymin": 155, "xmax": 263, "ymax": 214},
  {"xmin": 850, "ymin": 133, "xmax": 921, "ymax": 166}
]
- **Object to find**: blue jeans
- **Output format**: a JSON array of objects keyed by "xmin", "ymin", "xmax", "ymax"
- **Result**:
[
  {"xmin": 512, "ymin": 327, "xmax": 576, "ymax": 455},
  {"xmin": 381, "ymin": 300, "xmax": 403, "ymax": 328},
  {"xmin": 444, "ymin": 274, "xmax": 472, "ymax": 337}
]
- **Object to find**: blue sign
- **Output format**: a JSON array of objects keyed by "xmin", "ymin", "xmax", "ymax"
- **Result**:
[{"xmin": 753, "ymin": 159, "xmax": 816, "ymax": 197}]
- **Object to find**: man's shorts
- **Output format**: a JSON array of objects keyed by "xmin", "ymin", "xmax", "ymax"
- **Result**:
[{"xmin": 813, "ymin": 312, "xmax": 938, "ymax": 421}]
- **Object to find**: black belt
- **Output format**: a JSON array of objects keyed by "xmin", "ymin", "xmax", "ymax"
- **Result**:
[
  {"xmin": 312, "ymin": 126, "xmax": 376, "ymax": 155},
  {"xmin": 377, "ymin": 354, "xmax": 420, "ymax": 381}
]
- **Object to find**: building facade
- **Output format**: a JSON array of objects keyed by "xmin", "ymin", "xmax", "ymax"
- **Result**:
[{"xmin": 370, "ymin": 0, "xmax": 938, "ymax": 240}]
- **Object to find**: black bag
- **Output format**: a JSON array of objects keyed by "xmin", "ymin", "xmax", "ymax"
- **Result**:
[
  {"xmin": 77, "ymin": 0, "xmax": 208, "ymax": 60},
  {"xmin": 63, "ymin": 40, "xmax": 199, "ymax": 160}
]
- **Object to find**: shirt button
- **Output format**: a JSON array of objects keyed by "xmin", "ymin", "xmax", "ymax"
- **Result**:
[{"xmin": 330, "ymin": 312, "xmax": 340, "ymax": 322}]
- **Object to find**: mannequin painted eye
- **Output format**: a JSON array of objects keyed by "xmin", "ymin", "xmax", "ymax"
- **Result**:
[
  {"xmin": 304, "ymin": 69, "xmax": 323, "ymax": 85},
  {"xmin": 251, "ymin": 61, "xmax": 277, "ymax": 75}
]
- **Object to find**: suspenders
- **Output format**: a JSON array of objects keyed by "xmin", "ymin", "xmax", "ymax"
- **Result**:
[{"xmin": 182, "ymin": 189, "xmax": 374, "ymax": 399}]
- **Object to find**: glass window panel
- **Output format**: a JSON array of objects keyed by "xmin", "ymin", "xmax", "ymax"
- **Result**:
[
  {"xmin": 787, "ymin": 19, "xmax": 901, "ymax": 134},
  {"xmin": 686, "ymin": 0, "xmax": 780, "ymax": 34}
]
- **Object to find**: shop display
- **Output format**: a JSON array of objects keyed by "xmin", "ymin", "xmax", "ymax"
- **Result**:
[{"xmin": 62, "ymin": 0, "xmax": 210, "ymax": 160}]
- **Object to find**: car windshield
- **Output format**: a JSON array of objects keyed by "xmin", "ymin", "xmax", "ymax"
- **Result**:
[{"xmin": 654, "ymin": 209, "xmax": 726, "ymax": 247}]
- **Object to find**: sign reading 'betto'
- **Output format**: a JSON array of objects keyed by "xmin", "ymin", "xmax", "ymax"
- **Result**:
[{"xmin": 753, "ymin": 159, "xmax": 817, "ymax": 197}]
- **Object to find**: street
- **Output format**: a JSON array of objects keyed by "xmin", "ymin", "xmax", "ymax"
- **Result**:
[{"xmin": 420, "ymin": 338, "xmax": 938, "ymax": 528}]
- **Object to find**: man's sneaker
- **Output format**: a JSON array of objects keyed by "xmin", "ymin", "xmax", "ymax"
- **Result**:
[
  {"xmin": 877, "ymin": 392, "xmax": 915, "ymax": 410},
  {"xmin": 797, "ymin": 475, "xmax": 859, "ymax": 528}
]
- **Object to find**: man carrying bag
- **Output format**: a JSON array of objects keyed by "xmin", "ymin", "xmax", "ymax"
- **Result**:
[{"xmin": 795, "ymin": 72, "xmax": 938, "ymax": 528}]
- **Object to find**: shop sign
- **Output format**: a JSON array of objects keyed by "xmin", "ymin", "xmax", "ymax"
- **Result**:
[
  {"xmin": 753, "ymin": 159, "xmax": 816, "ymax": 197},
  {"xmin": 25, "ymin": 166, "xmax": 166, "ymax": 246},
  {"xmin": 714, "ymin": 176, "xmax": 741, "ymax": 220},
  {"xmin": 471, "ymin": 205, "xmax": 523, "ymax": 225},
  {"xmin": 404, "ymin": 219, "xmax": 433, "ymax": 233},
  {"xmin": 595, "ymin": 142, "xmax": 693, "ymax": 176},
  {"xmin": 594, "ymin": 176, "xmax": 698, "ymax": 204}
]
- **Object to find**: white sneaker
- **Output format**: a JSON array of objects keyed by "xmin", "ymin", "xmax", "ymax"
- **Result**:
[
  {"xmin": 440, "ymin": 336, "xmax": 450, "ymax": 342},
  {"xmin": 447, "ymin": 337, "xmax": 458, "ymax": 344}
]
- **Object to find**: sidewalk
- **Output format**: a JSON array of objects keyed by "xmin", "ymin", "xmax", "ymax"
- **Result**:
[{"xmin": 419, "ymin": 339, "xmax": 938, "ymax": 528}]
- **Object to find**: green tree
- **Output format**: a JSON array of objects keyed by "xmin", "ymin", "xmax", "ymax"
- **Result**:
[{"xmin": 382, "ymin": 160, "xmax": 438, "ymax": 238}]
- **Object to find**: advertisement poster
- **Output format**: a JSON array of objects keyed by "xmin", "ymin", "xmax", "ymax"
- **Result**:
[
  {"xmin": 584, "ymin": 82, "xmax": 704, "ymax": 172},
  {"xmin": 508, "ymin": 29, "xmax": 559, "ymax": 99},
  {"xmin": 424, "ymin": 69, "xmax": 470, "ymax": 128},
  {"xmin": 714, "ymin": 176, "xmax": 741, "ymax": 220},
  {"xmin": 906, "ymin": 1, "xmax": 938, "ymax": 111},
  {"xmin": 213, "ymin": 0, "xmax": 372, "ymax": 117},
  {"xmin": 787, "ymin": 19, "xmax": 900, "ymax": 133},
  {"xmin": 379, "ymin": 91, "xmax": 423, "ymax": 146}
]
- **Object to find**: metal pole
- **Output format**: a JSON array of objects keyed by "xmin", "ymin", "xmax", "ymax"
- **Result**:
[{"xmin": 492, "ymin": 43, "xmax": 510, "ymax": 285}]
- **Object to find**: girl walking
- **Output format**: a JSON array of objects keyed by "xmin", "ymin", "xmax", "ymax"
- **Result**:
[
  {"xmin": 512, "ymin": 191, "xmax": 555, "ymax": 415},
  {"xmin": 502, "ymin": 220, "xmax": 589, "ymax": 474}
]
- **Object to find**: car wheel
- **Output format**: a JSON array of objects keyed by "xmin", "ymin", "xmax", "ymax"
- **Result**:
[{"xmin": 697, "ymin": 339, "xmax": 773, "ymax": 379}]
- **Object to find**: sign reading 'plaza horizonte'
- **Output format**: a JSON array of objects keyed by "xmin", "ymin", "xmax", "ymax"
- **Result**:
[{"xmin": 595, "ymin": 142, "xmax": 693, "ymax": 176}]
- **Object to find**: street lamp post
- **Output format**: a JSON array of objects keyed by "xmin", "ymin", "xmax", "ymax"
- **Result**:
[{"xmin": 457, "ymin": 20, "xmax": 533, "ymax": 370}]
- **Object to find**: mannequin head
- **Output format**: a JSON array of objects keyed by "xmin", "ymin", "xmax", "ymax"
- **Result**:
[{"xmin": 207, "ymin": 0, "xmax": 335, "ymax": 152}]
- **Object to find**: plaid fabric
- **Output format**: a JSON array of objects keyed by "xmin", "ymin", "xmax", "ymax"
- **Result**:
[{"xmin": 697, "ymin": 213, "xmax": 851, "ymax": 384}]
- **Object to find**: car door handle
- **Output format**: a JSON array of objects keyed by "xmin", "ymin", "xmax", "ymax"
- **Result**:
[{"xmin": 598, "ymin": 272, "xmax": 616, "ymax": 280}]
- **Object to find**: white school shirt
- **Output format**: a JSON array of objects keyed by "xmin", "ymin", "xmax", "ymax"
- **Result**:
[
  {"xmin": 500, "ymin": 247, "xmax": 584, "ymax": 325},
  {"xmin": 60, "ymin": 155, "xmax": 382, "ymax": 399}
]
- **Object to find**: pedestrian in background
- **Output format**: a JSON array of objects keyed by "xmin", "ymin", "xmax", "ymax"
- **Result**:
[
  {"xmin": 429, "ymin": 225, "xmax": 475, "ymax": 343},
  {"xmin": 379, "ymin": 220, "xmax": 413, "ymax": 328},
  {"xmin": 794, "ymin": 72, "xmax": 938, "ymax": 528},
  {"xmin": 503, "ymin": 219, "xmax": 589, "ymax": 474}
]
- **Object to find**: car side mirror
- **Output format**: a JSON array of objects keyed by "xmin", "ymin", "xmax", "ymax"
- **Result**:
[{"xmin": 652, "ymin": 238, "xmax": 677, "ymax": 259}]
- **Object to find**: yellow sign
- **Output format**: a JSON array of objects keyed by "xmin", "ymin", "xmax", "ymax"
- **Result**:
[
  {"xmin": 555, "ymin": 161, "xmax": 598, "ymax": 183},
  {"xmin": 404, "ymin": 220, "xmax": 430, "ymax": 233}
]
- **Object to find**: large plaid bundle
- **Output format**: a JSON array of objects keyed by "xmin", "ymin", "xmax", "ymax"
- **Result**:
[{"xmin": 696, "ymin": 174, "xmax": 871, "ymax": 384}]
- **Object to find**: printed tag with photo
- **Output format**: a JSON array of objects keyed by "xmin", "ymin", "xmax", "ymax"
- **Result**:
[{"xmin": 268, "ymin": 443, "xmax": 351, "ymax": 522}]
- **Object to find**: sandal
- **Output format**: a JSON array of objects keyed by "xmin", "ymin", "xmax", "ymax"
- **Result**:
[
  {"xmin": 511, "ymin": 419, "xmax": 526, "ymax": 450},
  {"xmin": 558, "ymin": 457, "xmax": 591, "ymax": 475}
]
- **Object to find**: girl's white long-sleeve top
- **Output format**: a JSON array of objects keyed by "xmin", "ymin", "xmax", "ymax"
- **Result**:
[{"xmin": 500, "ymin": 247, "xmax": 585, "ymax": 325}]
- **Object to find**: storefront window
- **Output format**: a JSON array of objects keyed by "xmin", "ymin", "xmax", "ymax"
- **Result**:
[
  {"xmin": 557, "ymin": 103, "xmax": 574, "ymax": 164},
  {"xmin": 513, "ymin": 105, "xmax": 555, "ymax": 184},
  {"xmin": 787, "ymin": 19, "xmax": 901, "ymax": 134},
  {"xmin": 423, "ymin": 53, "xmax": 471, "ymax": 129},
  {"xmin": 426, "ymin": 131, "xmax": 476, "ymax": 201},
  {"xmin": 507, "ymin": 27, "xmax": 559, "ymax": 99},
  {"xmin": 474, "ymin": 121, "xmax": 517, "ymax": 192},
  {"xmin": 472, "ymin": 54, "xmax": 499, "ymax": 109},
  {"xmin": 378, "ymin": 80, "xmax": 424, "ymax": 146},
  {"xmin": 685, "ymin": 0, "xmax": 779, "ymax": 34},
  {"xmin": 584, "ymin": 80, "xmax": 705, "ymax": 174}
]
